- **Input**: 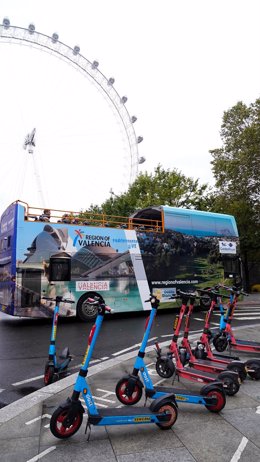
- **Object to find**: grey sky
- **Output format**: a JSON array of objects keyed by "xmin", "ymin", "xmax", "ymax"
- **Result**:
[{"xmin": 0, "ymin": 0, "xmax": 259, "ymax": 214}]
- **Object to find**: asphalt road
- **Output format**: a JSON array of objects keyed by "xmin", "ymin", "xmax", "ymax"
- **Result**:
[{"xmin": 1, "ymin": 304, "xmax": 260, "ymax": 406}]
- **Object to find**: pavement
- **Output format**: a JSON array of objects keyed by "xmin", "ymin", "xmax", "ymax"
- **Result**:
[{"xmin": 1, "ymin": 293, "xmax": 260, "ymax": 462}]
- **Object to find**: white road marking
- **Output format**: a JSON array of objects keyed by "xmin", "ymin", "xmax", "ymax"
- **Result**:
[
  {"xmin": 154, "ymin": 378, "xmax": 166, "ymax": 386},
  {"xmin": 161, "ymin": 329, "xmax": 204, "ymax": 338},
  {"xmin": 233, "ymin": 317, "xmax": 260, "ymax": 320},
  {"xmin": 68, "ymin": 360, "xmax": 102, "ymax": 371},
  {"xmin": 26, "ymin": 446, "xmax": 56, "ymax": 462},
  {"xmin": 230, "ymin": 437, "xmax": 248, "ymax": 462},
  {"xmin": 235, "ymin": 307, "xmax": 260, "ymax": 311},
  {"xmin": 256, "ymin": 405, "xmax": 260, "ymax": 414},
  {"xmin": 12, "ymin": 375, "xmax": 44, "ymax": 386},
  {"xmin": 214, "ymin": 312, "xmax": 260, "ymax": 317},
  {"xmin": 12, "ymin": 358, "xmax": 101, "ymax": 386},
  {"xmin": 80, "ymin": 398, "xmax": 107, "ymax": 409},
  {"xmin": 92, "ymin": 395, "xmax": 115, "ymax": 403},
  {"xmin": 147, "ymin": 368, "xmax": 158, "ymax": 376},
  {"xmin": 112, "ymin": 343, "xmax": 141, "ymax": 356},
  {"xmin": 100, "ymin": 356, "xmax": 109, "ymax": 360},
  {"xmin": 25, "ymin": 414, "xmax": 51, "ymax": 425},
  {"xmin": 96, "ymin": 388, "xmax": 116, "ymax": 395},
  {"xmin": 0, "ymin": 388, "xmax": 5, "ymax": 393},
  {"xmin": 226, "ymin": 311, "xmax": 260, "ymax": 316},
  {"xmin": 147, "ymin": 337, "xmax": 158, "ymax": 342},
  {"xmin": 193, "ymin": 318, "xmax": 219, "ymax": 326}
]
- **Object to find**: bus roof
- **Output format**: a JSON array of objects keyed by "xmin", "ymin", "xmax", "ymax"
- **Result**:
[
  {"xmin": 131, "ymin": 205, "xmax": 238, "ymax": 237},
  {"xmin": 2, "ymin": 201, "xmax": 238, "ymax": 237}
]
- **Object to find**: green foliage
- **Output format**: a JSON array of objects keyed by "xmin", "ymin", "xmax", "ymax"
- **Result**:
[
  {"xmin": 209, "ymin": 99, "xmax": 260, "ymax": 287},
  {"xmin": 86, "ymin": 165, "xmax": 210, "ymax": 218}
]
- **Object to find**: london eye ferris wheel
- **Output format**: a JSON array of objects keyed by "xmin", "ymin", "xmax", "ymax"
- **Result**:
[{"xmin": 0, "ymin": 18, "xmax": 146, "ymax": 211}]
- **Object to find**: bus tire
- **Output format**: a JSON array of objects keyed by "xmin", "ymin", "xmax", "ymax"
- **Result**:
[{"xmin": 76, "ymin": 292, "xmax": 102, "ymax": 322}]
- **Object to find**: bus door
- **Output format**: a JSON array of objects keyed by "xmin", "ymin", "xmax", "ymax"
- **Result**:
[{"xmin": 21, "ymin": 268, "xmax": 42, "ymax": 307}]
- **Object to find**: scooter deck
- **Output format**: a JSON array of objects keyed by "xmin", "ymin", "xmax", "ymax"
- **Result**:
[
  {"xmin": 178, "ymin": 365, "xmax": 225, "ymax": 382},
  {"xmin": 155, "ymin": 386, "xmax": 202, "ymax": 396},
  {"xmin": 98, "ymin": 407, "xmax": 161, "ymax": 416},
  {"xmin": 189, "ymin": 358, "xmax": 226, "ymax": 373},
  {"xmin": 235, "ymin": 339, "xmax": 260, "ymax": 347},
  {"xmin": 212, "ymin": 353, "xmax": 240, "ymax": 361}
]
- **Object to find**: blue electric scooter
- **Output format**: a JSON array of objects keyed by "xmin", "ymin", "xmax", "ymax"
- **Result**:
[
  {"xmin": 50, "ymin": 296, "xmax": 178, "ymax": 439},
  {"xmin": 116, "ymin": 295, "xmax": 226, "ymax": 412},
  {"xmin": 44, "ymin": 295, "xmax": 74, "ymax": 386}
]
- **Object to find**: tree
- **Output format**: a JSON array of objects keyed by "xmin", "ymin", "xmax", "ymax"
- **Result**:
[
  {"xmin": 86, "ymin": 165, "xmax": 210, "ymax": 218},
  {"xmin": 210, "ymin": 99, "xmax": 260, "ymax": 289}
]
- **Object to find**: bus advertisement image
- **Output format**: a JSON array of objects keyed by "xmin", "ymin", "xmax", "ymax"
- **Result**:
[{"xmin": 0, "ymin": 201, "xmax": 241, "ymax": 319}]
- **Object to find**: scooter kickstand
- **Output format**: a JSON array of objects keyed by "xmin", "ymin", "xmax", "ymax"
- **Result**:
[
  {"xmin": 171, "ymin": 370, "xmax": 178, "ymax": 385},
  {"xmin": 85, "ymin": 421, "xmax": 92, "ymax": 442}
]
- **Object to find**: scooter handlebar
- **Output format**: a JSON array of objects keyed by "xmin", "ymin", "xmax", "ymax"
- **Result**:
[
  {"xmin": 196, "ymin": 288, "xmax": 231, "ymax": 300},
  {"xmin": 217, "ymin": 284, "xmax": 249, "ymax": 296},
  {"xmin": 42, "ymin": 296, "xmax": 75, "ymax": 304},
  {"xmin": 144, "ymin": 295, "xmax": 160, "ymax": 303},
  {"xmin": 86, "ymin": 297, "xmax": 112, "ymax": 313},
  {"xmin": 172, "ymin": 290, "xmax": 201, "ymax": 299}
]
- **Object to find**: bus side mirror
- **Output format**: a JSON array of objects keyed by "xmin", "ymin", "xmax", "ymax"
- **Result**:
[{"xmin": 222, "ymin": 256, "xmax": 241, "ymax": 280}]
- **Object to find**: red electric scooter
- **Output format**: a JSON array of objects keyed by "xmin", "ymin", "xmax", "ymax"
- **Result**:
[
  {"xmin": 193, "ymin": 287, "xmax": 260, "ymax": 380},
  {"xmin": 155, "ymin": 290, "xmax": 241, "ymax": 396},
  {"xmin": 179, "ymin": 291, "xmax": 247, "ymax": 381}
]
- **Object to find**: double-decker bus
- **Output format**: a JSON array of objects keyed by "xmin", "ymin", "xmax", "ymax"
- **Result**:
[{"xmin": 0, "ymin": 200, "xmax": 241, "ymax": 320}]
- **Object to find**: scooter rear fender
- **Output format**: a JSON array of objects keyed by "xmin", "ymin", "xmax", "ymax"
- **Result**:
[
  {"xmin": 218, "ymin": 370, "xmax": 240, "ymax": 384},
  {"xmin": 60, "ymin": 397, "xmax": 85, "ymax": 414},
  {"xmin": 200, "ymin": 382, "xmax": 224, "ymax": 395},
  {"xmin": 60, "ymin": 346, "xmax": 70, "ymax": 359},
  {"xmin": 149, "ymin": 393, "xmax": 177, "ymax": 411},
  {"xmin": 157, "ymin": 353, "xmax": 173, "ymax": 362},
  {"xmin": 121, "ymin": 374, "xmax": 144, "ymax": 388}
]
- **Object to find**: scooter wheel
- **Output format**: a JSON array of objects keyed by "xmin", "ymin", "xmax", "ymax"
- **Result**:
[
  {"xmin": 213, "ymin": 334, "xmax": 228, "ymax": 352},
  {"xmin": 204, "ymin": 388, "xmax": 226, "ymax": 413},
  {"xmin": 221, "ymin": 375, "xmax": 240, "ymax": 396},
  {"xmin": 50, "ymin": 404, "xmax": 83, "ymax": 439},
  {"xmin": 155, "ymin": 401, "xmax": 178, "ymax": 430},
  {"xmin": 115, "ymin": 378, "xmax": 142, "ymax": 405},
  {"xmin": 44, "ymin": 365, "xmax": 55, "ymax": 386},
  {"xmin": 246, "ymin": 363, "xmax": 260, "ymax": 380},
  {"xmin": 155, "ymin": 358, "xmax": 175, "ymax": 378}
]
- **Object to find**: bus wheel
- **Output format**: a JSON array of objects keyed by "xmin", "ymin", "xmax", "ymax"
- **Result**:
[{"xmin": 76, "ymin": 293, "xmax": 100, "ymax": 322}]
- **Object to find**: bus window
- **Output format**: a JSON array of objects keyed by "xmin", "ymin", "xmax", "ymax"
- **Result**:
[{"xmin": 49, "ymin": 255, "xmax": 71, "ymax": 281}]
